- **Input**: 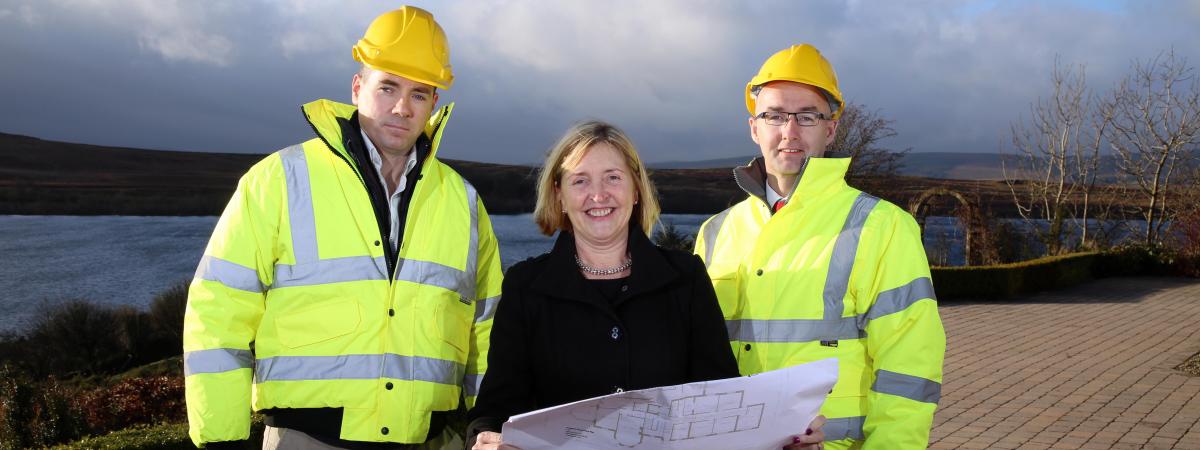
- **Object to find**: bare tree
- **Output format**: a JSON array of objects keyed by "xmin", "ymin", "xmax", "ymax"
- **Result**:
[
  {"xmin": 1003, "ymin": 59, "xmax": 1108, "ymax": 255},
  {"xmin": 1102, "ymin": 49, "xmax": 1200, "ymax": 245},
  {"xmin": 1173, "ymin": 167, "xmax": 1200, "ymax": 256},
  {"xmin": 1074, "ymin": 75, "xmax": 1116, "ymax": 250},
  {"xmin": 832, "ymin": 102, "xmax": 909, "ymax": 183}
]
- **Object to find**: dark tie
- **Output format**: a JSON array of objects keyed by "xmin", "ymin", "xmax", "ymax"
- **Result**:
[{"xmin": 773, "ymin": 198, "xmax": 787, "ymax": 213}]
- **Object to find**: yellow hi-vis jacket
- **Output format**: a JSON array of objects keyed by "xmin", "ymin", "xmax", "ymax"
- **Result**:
[
  {"xmin": 183, "ymin": 99, "xmax": 503, "ymax": 446},
  {"xmin": 695, "ymin": 156, "xmax": 945, "ymax": 450}
]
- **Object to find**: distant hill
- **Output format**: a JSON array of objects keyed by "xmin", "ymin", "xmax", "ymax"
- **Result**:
[
  {"xmin": 901, "ymin": 152, "xmax": 1008, "ymax": 180},
  {"xmin": 651, "ymin": 156, "xmax": 749, "ymax": 170},
  {"xmin": 653, "ymin": 151, "xmax": 1120, "ymax": 181},
  {"xmin": 652, "ymin": 152, "xmax": 1013, "ymax": 178},
  {"xmin": 3, "ymin": 132, "xmax": 1116, "ymax": 217},
  {"xmin": 0, "ymin": 132, "xmax": 748, "ymax": 215},
  {"xmin": 0, "ymin": 132, "xmax": 542, "ymax": 215}
]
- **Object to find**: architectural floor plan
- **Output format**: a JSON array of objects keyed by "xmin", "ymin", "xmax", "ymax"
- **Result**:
[{"xmin": 502, "ymin": 358, "xmax": 838, "ymax": 450}]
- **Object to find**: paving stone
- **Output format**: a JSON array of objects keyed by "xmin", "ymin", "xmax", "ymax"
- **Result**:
[{"xmin": 932, "ymin": 277, "xmax": 1200, "ymax": 450}]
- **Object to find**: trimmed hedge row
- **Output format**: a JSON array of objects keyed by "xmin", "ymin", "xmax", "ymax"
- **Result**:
[
  {"xmin": 932, "ymin": 246, "xmax": 1187, "ymax": 300},
  {"xmin": 932, "ymin": 252, "xmax": 1100, "ymax": 300}
]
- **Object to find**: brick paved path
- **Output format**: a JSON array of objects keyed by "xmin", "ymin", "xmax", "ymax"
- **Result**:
[{"xmin": 931, "ymin": 277, "xmax": 1200, "ymax": 449}]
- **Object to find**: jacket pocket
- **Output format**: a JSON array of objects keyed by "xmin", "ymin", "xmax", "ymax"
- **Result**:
[
  {"xmin": 710, "ymin": 275, "xmax": 740, "ymax": 319},
  {"xmin": 824, "ymin": 339, "xmax": 869, "ymax": 399},
  {"xmin": 275, "ymin": 299, "xmax": 362, "ymax": 349},
  {"xmin": 435, "ymin": 292, "xmax": 473, "ymax": 360}
]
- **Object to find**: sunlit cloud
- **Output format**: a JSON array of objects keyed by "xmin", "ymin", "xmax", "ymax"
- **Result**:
[{"xmin": 1, "ymin": 0, "xmax": 1198, "ymax": 163}]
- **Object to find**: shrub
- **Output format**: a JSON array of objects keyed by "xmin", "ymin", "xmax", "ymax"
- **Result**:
[
  {"xmin": 1, "ymin": 373, "xmax": 191, "ymax": 449},
  {"xmin": 149, "ymin": 281, "xmax": 188, "ymax": 350},
  {"xmin": 3, "ymin": 281, "xmax": 191, "ymax": 380},
  {"xmin": 1093, "ymin": 243, "xmax": 1177, "ymax": 277},
  {"xmin": 653, "ymin": 221, "xmax": 696, "ymax": 252},
  {"xmin": 28, "ymin": 378, "xmax": 87, "ymax": 447},
  {"xmin": 0, "ymin": 365, "xmax": 34, "ymax": 449},
  {"xmin": 0, "ymin": 333, "xmax": 32, "ymax": 376},
  {"xmin": 988, "ymin": 219, "xmax": 1039, "ymax": 263},
  {"xmin": 25, "ymin": 300, "xmax": 129, "ymax": 377},
  {"xmin": 79, "ymin": 376, "xmax": 186, "ymax": 433},
  {"xmin": 0, "ymin": 366, "xmax": 87, "ymax": 449}
]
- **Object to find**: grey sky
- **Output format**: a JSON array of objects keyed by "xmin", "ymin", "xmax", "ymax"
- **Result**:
[{"xmin": 1, "ymin": 0, "xmax": 1198, "ymax": 164}]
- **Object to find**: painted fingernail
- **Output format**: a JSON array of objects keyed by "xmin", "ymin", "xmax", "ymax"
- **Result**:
[
  {"xmin": 793, "ymin": 436, "xmax": 802, "ymax": 443},
  {"xmin": 805, "ymin": 428, "xmax": 813, "ymax": 435}
]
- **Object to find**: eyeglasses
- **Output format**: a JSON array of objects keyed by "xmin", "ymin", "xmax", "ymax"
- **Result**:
[{"xmin": 754, "ymin": 111, "xmax": 830, "ymax": 127}]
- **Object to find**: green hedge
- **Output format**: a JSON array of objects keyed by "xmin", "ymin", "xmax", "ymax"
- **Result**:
[
  {"xmin": 932, "ymin": 246, "xmax": 1195, "ymax": 300},
  {"xmin": 932, "ymin": 252, "xmax": 1100, "ymax": 300}
]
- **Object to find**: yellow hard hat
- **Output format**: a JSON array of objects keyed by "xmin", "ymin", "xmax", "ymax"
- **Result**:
[
  {"xmin": 353, "ymin": 6, "xmax": 454, "ymax": 90},
  {"xmin": 745, "ymin": 44, "xmax": 843, "ymax": 119}
]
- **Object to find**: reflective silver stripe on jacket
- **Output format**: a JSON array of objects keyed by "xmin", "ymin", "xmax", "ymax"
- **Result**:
[
  {"xmin": 275, "ymin": 145, "xmax": 479, "ymax": 298},
  {"xmin": 255, "ymin": 354, "xmax": 465, "ymax": 386},
  {"xmin": 723, "ymin": 192, "xmax": 938, "ymax": 344},
  {"xmin": 195, "ymin": 255, "xmax": 264, "ymax": 293},
  {"xmin": 859, "ymin": 277, "xmax": 937, "ymax": 328},
  {"xmin": 464, "ymin": 179, "xmax": 479, "ymax": 301},
  {"xmin": 474, "ymin": 296, "xmax": 500, "ymax": 323},
  {"xmin": 463, "ymin": 373, "xmax": 484, "ymax": 398},
  {"xmin": 393, "ymin": 179, "xmax": 479, "ymax": 303},
  {"xmin": 184, "ymin": 348, "xmax": 254, "ymax": 376},
  {"xmin": 872, "ymin": 369, "xmax": 941, "ymax": 403},
  {"xmin": 726, "ymin": 276, "xmax": 933, "ymax": 343},
  {"xmin": 273, "ymin": 256, "xmax": 389, "ymax": 288},
  {"xmin": 702, "ymin": 207, "xmax": 732, "ymax": 268},
  {"xmin": 280, "ymin": 144, "xmax": 318, "ymax": 265},
  {"xmin": 823, "ymin": 193, "xmax": 880, "ymax": 320},
  {"xmin": 726, "ymin": 317, "xmax": 864, "ymax": 343},
  {"xmin": 824, "ymin": 416, "xmax": 866, "ymax": 441},
  {"xmin": 395, "ymin": 258, "xmax": 474, "ymax": 301}
]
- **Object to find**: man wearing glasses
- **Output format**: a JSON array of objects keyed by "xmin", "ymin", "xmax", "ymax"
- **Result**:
[{"xmin": 695, "ymin": 44, "xmax": 945, "ymax": 449}]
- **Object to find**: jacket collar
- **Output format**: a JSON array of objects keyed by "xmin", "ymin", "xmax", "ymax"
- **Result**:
[
  {"xmin": 733, "ymin": 154, "xmax": 853, "ymax": 207},
  {"xmin": 300, "ymin": 99, "xmax": 454, "ymax": 176},
  {"xmin": 530, "ymin": 225, "xmax": 678, "ymax": 311}
]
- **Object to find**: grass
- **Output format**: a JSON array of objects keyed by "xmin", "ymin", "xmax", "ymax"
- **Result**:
[
  {"xmin": 1178, "ymin": 352, "xmax": 1200, "ymax": 377},
  {"xmin": 43, "ymin": 423, "xmax": 192, "ymax": 450}
]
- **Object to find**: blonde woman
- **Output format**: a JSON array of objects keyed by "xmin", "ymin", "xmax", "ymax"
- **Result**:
[{"xmin": 466, "ymin": 121, "xmax": 825, "ymax": 450}]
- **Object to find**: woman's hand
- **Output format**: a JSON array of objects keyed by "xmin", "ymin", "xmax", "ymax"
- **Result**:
[
  {"xmin": 783, "ymin": 415, "xmax": 827, "ymax": 450},
  {"xmin": 472, "ymin": 431, "xmax": 522, "ymax": 450}
]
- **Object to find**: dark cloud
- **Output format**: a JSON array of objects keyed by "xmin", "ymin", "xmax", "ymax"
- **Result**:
[{"xmin": 1, "ymin": 0, "xmax": 1198, "ymax": 164}]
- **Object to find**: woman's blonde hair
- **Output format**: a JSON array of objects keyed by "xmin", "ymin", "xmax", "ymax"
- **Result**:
[{"xmin": 534, "ymin": 121, "xmax": 660, "ymax": 237}]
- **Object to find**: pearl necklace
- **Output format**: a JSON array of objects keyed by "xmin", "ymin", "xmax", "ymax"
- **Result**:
[{"xmin": 575, "ymin": 253, "xmax": 633, "ymax": 276}]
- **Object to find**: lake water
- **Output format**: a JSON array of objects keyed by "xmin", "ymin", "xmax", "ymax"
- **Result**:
[{"xmin": 0, "ymin": 214, "xmax": 965, "ymax": 333}]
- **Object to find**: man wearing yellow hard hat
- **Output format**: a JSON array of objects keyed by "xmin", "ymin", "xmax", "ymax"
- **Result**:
[
  {"xmin": 183, "ymin": 6, "xmax": 503, "ymax": 449},
  {"xmin": 695, "ymin": 44, "xmax": 946, "ymax": 449}
]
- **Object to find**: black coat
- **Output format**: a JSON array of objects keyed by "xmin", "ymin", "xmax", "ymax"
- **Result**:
[{"xmin": 465, "ymin": 226, "xmax": 738, "ymax": 446}]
